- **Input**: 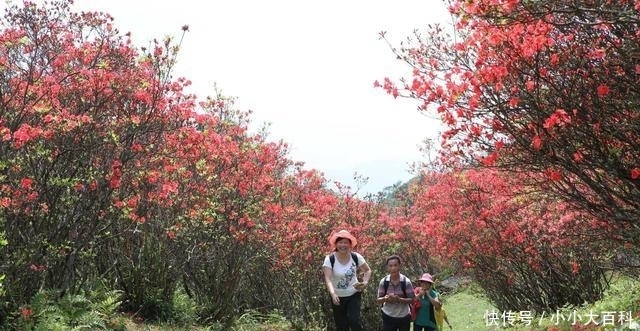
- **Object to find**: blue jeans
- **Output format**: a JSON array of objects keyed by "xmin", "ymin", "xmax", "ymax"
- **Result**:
[{"xmin": 332, "ymin": 292, "xmax": 362, "ymax": 331}]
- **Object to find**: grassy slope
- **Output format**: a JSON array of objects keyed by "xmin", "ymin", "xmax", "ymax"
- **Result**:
[
  {"xmin": 441, "ymin": 287, "xmax": 498, "ymax": 331},
  {"xmin": 434, "ymin": 274, "xmax": 640, "ymax": 331}
]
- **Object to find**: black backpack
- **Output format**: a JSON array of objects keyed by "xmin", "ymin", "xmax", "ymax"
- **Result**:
[
  {"xmin": 329, "ymin": 252, "xmax": 359, "ymax": 269},
  {"xmin": 383, "ymin": 275, "xmax": 408, "ymax": 297}
]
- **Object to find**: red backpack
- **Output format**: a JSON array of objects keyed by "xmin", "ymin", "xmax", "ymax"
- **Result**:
[{"xmin": 410, "ymin": 289, "xmax": 422, "ymax": 321}]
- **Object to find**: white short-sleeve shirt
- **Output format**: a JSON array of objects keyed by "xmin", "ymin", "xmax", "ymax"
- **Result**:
[{"xmin": 322, "ymin": 252, "xmax": 366, "ymax": 297}]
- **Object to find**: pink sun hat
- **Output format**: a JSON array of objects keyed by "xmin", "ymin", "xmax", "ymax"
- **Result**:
[
  {"xmin": 418, "ymin": 273, "xmax": 434, "ymax": 283},
  {"xmin": 328, "ymin": 229, "xmax": 358, "ymax": 251}
]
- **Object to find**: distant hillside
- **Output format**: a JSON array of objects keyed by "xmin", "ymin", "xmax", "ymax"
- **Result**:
[{"xmin": 377, "ymin": 175, "xmax": 422, "ymax": 212}]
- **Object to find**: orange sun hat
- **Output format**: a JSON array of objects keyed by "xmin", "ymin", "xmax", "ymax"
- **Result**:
[{"xmin": 328, "ymin": 229, "xmax": 358, "ymax": 251}]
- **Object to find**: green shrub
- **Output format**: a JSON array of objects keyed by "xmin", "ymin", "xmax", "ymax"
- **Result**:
[
  {"xmin": 590, "ymin": 274, "xmax": 640, "ymax": 314},
  {"xmin": 5, "ymin": 287, "xmax": 123, "ymax": 331},
  {"xmin": 165, "ymin": 286, "xmax": 198, "ymax": 325},
  {"xmin": 0, "ymin": 228, "xmax": 5, "ymax": 297}
]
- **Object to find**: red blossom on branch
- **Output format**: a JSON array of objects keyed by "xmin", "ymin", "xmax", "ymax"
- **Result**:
[
  {"xmin": 377, "ymin": 0, "xmax": 640, "ymax": 245},
  {"xmin": 596, "ymin": 84, "xmax": 610, "ymax": 97}
]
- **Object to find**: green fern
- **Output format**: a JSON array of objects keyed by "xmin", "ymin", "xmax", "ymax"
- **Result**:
[
  {"xmin": 69, "ymin": 310, "xmax": 107, "ymax": 330},
  {"xmin": 91, "ymin": 289, "xmax": 123, "ymax": 319},
  {"xmin": 16, "ymin": 288, "xmax": 123, "ymax": 330}
]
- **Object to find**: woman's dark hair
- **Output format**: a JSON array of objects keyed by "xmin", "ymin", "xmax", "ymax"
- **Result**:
[
  {"xmin": 386, "ymin": 254, "xmax": 402, "ymax": 265},
  {"xmin": 335, "ymin": 237, "xmax": 352, "ymax": 245}
]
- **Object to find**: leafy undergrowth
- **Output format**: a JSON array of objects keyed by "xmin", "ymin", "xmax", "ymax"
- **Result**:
[
  {"xmin": 11, "ymin": 275, "xmax": 637, "ymax": 331},
  {"xmin": 121, "ymin": 275, "xmax": 640, "ymax": 331},
  {"xmin": 118, "ymin": 309, "xmax": 296, "ymax": 331},
  {"xmin": 119, "ymin": 281, "xmax": 499, "ymax": 331}
]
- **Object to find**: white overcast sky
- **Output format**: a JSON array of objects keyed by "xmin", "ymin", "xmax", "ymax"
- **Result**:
[{"xmin": 14, "ymin": 0, "xmax": 452, "ymax": 194}]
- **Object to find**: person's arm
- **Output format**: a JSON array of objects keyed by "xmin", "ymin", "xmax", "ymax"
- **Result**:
[
  {"xmin": 377, "ymin": 295, "xmax": 389, "ymax": 304},
  {"xmin": 323, "ymin": 266, "xmax": 340, "ymax": 305},
  {"xmin": 397, "ymin": 296, "xmax": 414, "ymax": 304},
  {"xmin": 398, "ymin": 280, "xmax": 416, "ymax": 304},
  {"xmin": 354, "ymin": 254, "xmax": 372, "ymax": 291},
  {"xmin": 430, "ymin": 292, "xmax": 442, "ymax": 310},
  {"xmin": 357, "ymin": 262, "xmax": 372, "ymax": 287},
  {"xmin": 417, "ymin": 289, "xmax": 442, "ymax": 309},
  {"xmin": 376, "ymin": 280, "xmax": 388, "ymax": 304},
  {"xmin": 414, "ymin": 287, "xmax": 423, "ymax": 301}
]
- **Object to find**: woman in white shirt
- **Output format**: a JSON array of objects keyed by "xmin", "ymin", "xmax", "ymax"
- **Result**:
[{"xmin": 322, "ymin": 230, "xmax": 372, "ymax": 331}]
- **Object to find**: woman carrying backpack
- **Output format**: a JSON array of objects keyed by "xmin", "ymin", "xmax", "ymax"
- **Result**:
[
  {"xmin": 413, "ymin": 273, "xmax": 442, "ymax": 331},
  {"xmin": 322, "ymin": 230, "xmax": 372, "ymax": 331},
  {"xmin": 376, "ymin": 255, "xmax": 416, "ymax": 331}
]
